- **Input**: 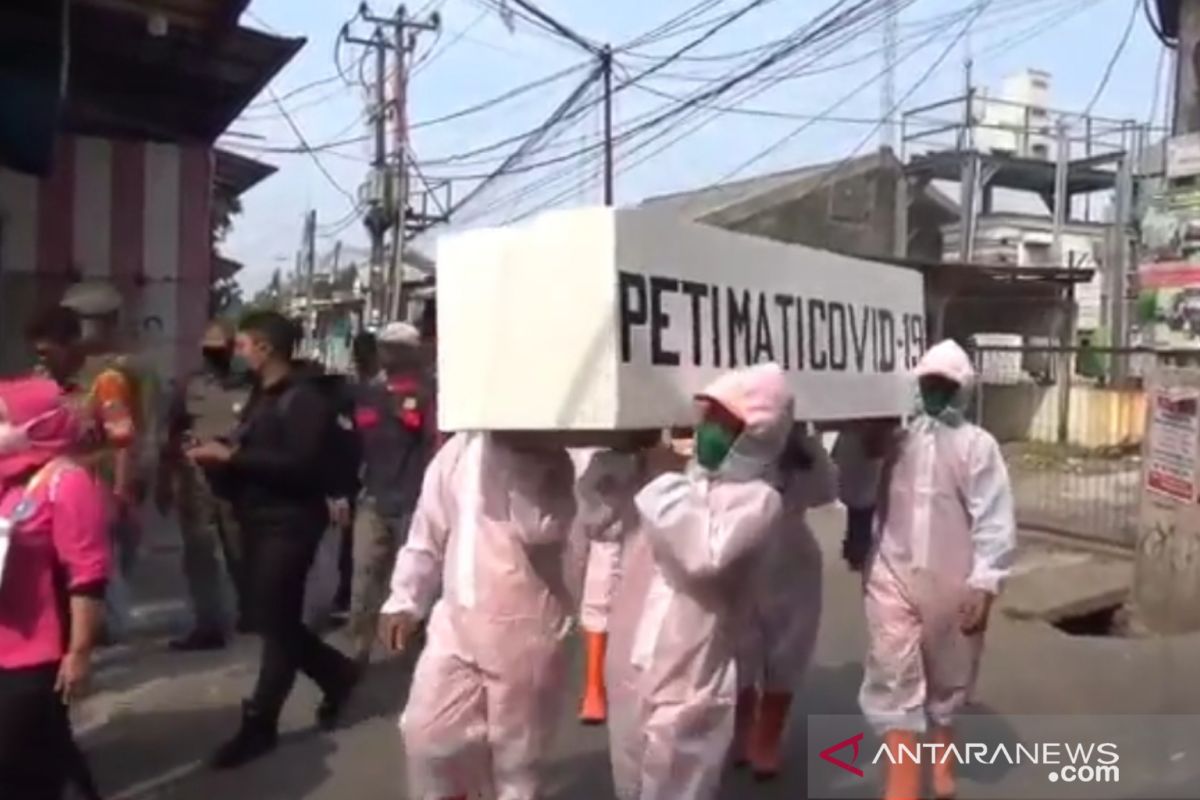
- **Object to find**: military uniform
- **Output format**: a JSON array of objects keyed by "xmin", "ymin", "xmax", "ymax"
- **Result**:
[{"xmin": 168, "ymin": 368, "xmax": 252, "ymax": 633}]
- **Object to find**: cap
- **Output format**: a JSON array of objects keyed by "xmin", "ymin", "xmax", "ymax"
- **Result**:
[
  {"xmin": 61, "ymin": 280, "xmax": 122, "ymax": 316},
  {"xmin": 378, "ymin": 322, "xmax": 421, "ymax": 347}
]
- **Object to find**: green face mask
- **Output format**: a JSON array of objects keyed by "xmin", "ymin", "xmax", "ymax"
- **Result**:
[
  {"xmin": 920, "ymin": 385, "xmax": 956, "ymax": 417},
  {"xmin": 695, "ymin": 421, "xmax": 737, "ymax": 471}
]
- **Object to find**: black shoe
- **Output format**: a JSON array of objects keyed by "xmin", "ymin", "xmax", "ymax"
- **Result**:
[
  {"xmin": 316, "ymin": 663, "xmax": 362, "ymax": 731},
  {"xmin": 169, "ymin": 629, "xmax": 228, "ymax": 652},
  {"xmin": 210, "ymin": 703, "xmax": 278, "ymax": 770}
]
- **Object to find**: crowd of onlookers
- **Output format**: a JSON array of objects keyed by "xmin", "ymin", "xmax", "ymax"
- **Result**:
[{"xmin": 0, "ymin": 280, "xmax": 438, "ymax": 798}]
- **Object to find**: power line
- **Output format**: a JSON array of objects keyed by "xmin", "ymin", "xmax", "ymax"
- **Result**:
[
  {"xmin": 1083, "ymin": 0, "xmax": 1140, "ymax": 115},
  {"xmin": 458, "ymin": 0, "xmax": 911, "ymax": 220},
  {"xmin": 719, "ymin": 0, "xmax": 990, "ymax": 190},
  {"xmin": 410, "ymin": 62, "xmax": 590, "ymax": 130},
  {"xmin": 492, "ymin": 0, "xmax": 955, "ymax": 221},
  {"xmin": 265, "ymin": 85, "xmax": 359, "ymax": 208}
]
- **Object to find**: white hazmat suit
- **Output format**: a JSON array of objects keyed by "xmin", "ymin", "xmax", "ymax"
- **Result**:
[
  {"xmin": 854, "ymin": 340, "xmax": 1016, "ymax": 800},
  {"xmin": 570, "ymin": 449, "xmax": 624, "ymax": 723},
  {"xmin": 578, "ymin": 364, "xmax": 793, "ymax": 800},
  {"xmin": 734, "ymin": 430, "xmax": 836, "ymax": 775},
  {"xmin": 383, "ymin": 433, "xmax": 577, "ymax": 800}
]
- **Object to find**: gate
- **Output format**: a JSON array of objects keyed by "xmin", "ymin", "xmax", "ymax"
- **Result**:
[{"xmin": 968, "ymin": 344, "xmax": 1155, "ymax": 549}]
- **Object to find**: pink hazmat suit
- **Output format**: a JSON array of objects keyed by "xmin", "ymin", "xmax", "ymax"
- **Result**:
[
  {"xmin": 382, "ymin": 433, "xmax": 577, "ymax": 800},
  {"xmin": 737, "ymin": 431, "xmax": 836, "ymax": 694},
  {"xmin": 578, "ymin": 364, "xmax": 793, "ymax": 800},
  {"xmin": 856, "ymin": 340, "xmax": 1017, "ymax": 735}
]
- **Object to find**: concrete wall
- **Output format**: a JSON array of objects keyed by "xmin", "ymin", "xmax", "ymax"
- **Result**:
[
  {"xmin": 0, "ymin": 135, "xmax": 213, "ymax": 382},
  {"xmin": 980, "ymin": 382, "xmax": 1146, "ymax": 448}
]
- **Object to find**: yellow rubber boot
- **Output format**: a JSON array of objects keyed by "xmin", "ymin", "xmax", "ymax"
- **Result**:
[
  {"xmin": 882, "ymin": 730, "xmax": 921, "ymax": 800},
  {"xmin": 578, "ymin": 631, "xmax": 608, "ymax": 724}
]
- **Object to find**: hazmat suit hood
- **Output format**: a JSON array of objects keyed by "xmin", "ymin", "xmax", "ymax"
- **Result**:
[
  {"xmin": 914, "ymin": 340, "xmax": 976, "ymax": 388},
  {"xmin": 695, "ymin": 363, "xmax": 794, "ymax": 482},
  {"xmin": 912, "ymin": 340, "xmax": 976, "ymax": 425}
]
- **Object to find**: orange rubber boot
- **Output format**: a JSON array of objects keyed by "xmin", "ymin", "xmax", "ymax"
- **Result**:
[
  {"xmin": 578, "ymin": 631, "xmax": 608, "ymax": 724},
  {"xmin": 748, "ymin": 691, "xmax": 793, "ymax": 780},
  {"xmin": 882, "ymin": 730, "xmax": 921, "ymax": 800},
  {"xmin": 731, "ymin": 688, "xmax": 759, "ymax": 767},
  {"xmin": 930, "ymin": 726, "xmax": 957, "ymax": 799}
]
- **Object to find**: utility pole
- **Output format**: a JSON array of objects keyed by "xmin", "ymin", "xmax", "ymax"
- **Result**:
[
  {"xmin": 390, "ymin": 5, "xmax": 411, "ymax": 322},
  {"xmin": 303, "ymin": 209, "xmax": 317, "ymax": 354},
  {"xmin": 880, "ymin": 0, "xmax": 897, "ymax": 150},
  {"xmin": 345, "ymin": 4, "xmax": 440, "ymax": 325},
  {"xmin": 602, "ymin": 45, "xmax": 614, "ymax": 205}
]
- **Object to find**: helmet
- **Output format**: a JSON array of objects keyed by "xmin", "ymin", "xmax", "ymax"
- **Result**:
[{"xmin": 61, "ymin": 281, "xmax": 122, "ymax": 316}]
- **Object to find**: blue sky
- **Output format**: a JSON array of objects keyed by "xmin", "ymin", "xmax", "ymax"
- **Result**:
[{"xmin": 223, "ymin": 0, "xmax": 1167, "ymax": 292}]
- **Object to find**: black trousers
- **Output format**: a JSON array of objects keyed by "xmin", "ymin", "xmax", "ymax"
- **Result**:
[
  {"xmin": 244, "ymin": 523, "xmax": 353, "ymax": 722},
  {"xmin": 0, "ymin": 663, "xmax": 71, "ymax": 800}
]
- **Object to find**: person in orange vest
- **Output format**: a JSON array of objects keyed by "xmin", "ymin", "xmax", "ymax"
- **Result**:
[{"xmin": 58, "ymin": 281, "xmax": 152, "ymax": 642}]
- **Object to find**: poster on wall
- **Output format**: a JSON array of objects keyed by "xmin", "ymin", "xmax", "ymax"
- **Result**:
[
  {"xmin": 1146, "ymin": 386, "xmax": 1200, "ymax": 503},
  {"xmin": 1137, "ymin": 186, "xmax": 1200, "ymax": 349}
]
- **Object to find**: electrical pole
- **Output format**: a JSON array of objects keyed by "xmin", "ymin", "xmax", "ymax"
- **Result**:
[
  {"xmin": 345, "ymin": 4, "xmax": 440, "ymax": 325},
  {"xmin": 303, "ymin": 209, "xmax": 317, "ymax": 353},
  {"xmin": 389, "ymin": 5, "xmax": 412, "ymax": 323},
  {"xmin": 602, "ymin": 45, "xmax": 614, "ymax": 206},
  {"xmin": 881, "ymin": 0, "xmax": 897, "ymax": 150}
]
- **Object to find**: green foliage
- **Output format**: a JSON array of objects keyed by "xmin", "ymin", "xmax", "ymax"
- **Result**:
[{"xmin": 1136, "ymin": 291, "xmax": 1160, "ymax": 325}]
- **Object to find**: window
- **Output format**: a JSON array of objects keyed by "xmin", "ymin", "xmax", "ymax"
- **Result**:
[{"xmin": 1031, "ymin": 143, "xmax": 1049, "ymax": 160}]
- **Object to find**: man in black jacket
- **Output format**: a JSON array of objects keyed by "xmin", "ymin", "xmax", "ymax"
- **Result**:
[{"xmin": 187, "ymin": 311, "xmax": 358, "ymax": 770}]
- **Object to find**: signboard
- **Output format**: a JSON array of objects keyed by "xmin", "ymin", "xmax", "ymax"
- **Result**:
[
  {"xmin": 436, "ymin": 206, "xmax": 926, "ymax": 431},
  {"xmin": 1146, "ymin": 386, "xmax": 1200, "ymax": 502},
  {"xmin": 1167, "ymin": 132, "xmax": 1200, "ymax": 180},
  {"xmin": 1137, "ymin": 182, "xmax": 1200, "ymax": 350}
]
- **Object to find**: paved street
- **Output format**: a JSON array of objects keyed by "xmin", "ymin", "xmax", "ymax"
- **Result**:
[{"xmin": 76, "ymin": 507, "xmax": 1200, "ymax": 799}]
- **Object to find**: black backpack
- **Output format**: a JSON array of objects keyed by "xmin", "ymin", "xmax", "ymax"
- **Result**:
[{"xmin": 281, "ymin": 373, "xmax": 364, "ymax": 500}]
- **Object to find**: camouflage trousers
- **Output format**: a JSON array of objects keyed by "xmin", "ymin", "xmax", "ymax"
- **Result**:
[
  {"xmin": 177, "ymin": 464, "xmax": 246, "ymax": 634},
  {"xmin": 349, "ymin": 496, "xmax": 412, "ymax": 661}
]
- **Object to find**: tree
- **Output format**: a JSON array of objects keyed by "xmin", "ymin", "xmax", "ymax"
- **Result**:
[
  {"xmin": 248, "ymin": 269, "xmax": 283, "ymax": 310},
  {"xmin": 212, "ymin": 193, "xmax": 243, "ymax": 244},
  {"xmin": 209, "ymin": 189, "xmax": 246, "ymax": 318},
  {"xmin": 210, "ymin": 276, "xmax": 244, "ymax": 317}
]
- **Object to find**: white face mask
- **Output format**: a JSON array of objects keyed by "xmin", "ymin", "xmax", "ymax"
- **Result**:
[
  {"xmin": 0, "ymin": 422, "xmax": 28, "ymax": 456},
  {"xmin": 0, "ymin": 408, "xmax": 65, "ymax": 456}
]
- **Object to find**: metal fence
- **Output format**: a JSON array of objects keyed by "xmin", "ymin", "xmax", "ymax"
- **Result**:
[{"xmin": 968, "ymin": 345, "xmax": 1157, "ymax": 550}]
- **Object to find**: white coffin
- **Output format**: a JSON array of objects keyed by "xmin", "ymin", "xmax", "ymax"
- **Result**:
[{"xmin": 437, "ymin": 206, "xmax": 926, "ymax": 431}]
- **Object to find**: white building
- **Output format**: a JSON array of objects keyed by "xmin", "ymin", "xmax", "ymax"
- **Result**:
[
  {"xmin": 941, "ymin": 214, "xmax": 1105, "ymax": 330},
  {"xmin": 973, "ymin": 69, "xmax": 1056, "ymax": 161}
]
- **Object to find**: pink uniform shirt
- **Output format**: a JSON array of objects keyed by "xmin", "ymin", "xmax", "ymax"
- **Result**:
[{"xmin": 0, "ymin": 463, "xmax": 110, "ymax": 669}]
